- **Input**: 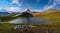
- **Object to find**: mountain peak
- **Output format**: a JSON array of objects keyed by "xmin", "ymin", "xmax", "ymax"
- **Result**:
[{"xmin": 24, "ymin": 8, "xmax": 31, "ymax": 11}]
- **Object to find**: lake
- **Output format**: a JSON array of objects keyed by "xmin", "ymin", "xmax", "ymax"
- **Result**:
[{"xmin": 9, "ymin": 17, "xmax": 51, "ymax": 24}]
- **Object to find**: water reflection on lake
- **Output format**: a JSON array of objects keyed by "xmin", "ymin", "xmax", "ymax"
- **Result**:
[{"xmin": 9, "ymin": 17, "xmax": 51, "ymax": 24}]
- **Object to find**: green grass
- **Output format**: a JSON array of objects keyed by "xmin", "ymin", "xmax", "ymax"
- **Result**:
[
  {"xmin": 36, "ymin": 12, "xmax": 60, "ymax": 22},
  {"xmin": 0, "ymin": 23, "xmax": 16, "ymax": 29},
  {"xmin": 0, "ymin": 23, "xmax": 60, "ymax": 33},
  {"xmin": 35, "ymin": 12, "xmax": 60, "ymax": 28}
]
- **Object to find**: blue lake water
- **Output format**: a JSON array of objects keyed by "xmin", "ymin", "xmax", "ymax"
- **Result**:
[{"xmin": 9, "ymin": 17, "xmax": 51, "ymax": 24}]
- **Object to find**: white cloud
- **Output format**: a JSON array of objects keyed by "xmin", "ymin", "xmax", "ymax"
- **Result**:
[
  {"xmin": 44, "ymin": 0, "xmax": 60, "ymax": 10},
  {"xmin": 54, "ymin": 0, "xmax": 60, "ymax": 4},
  {"xmin": 0, "ymin": 7, "xmax": 21, "ymax": 12},
  {"xmin": 0, "ymin": 0, "xmax": 22, "ymax": 12},
  {"xmin": 6, "ymin": 7, "xmax": 21, "ymax": 12},
  {"xmin": 12, "ymin": 0, "xmax": 19, "ymax": 4},
  {"xmin": 0, "ymin": 7, "xmax": 5, "ymax": 10},
  {"xmin": 0, "ymin": 8, "xmax": 2, "ymax": 10},
  {"xmin": 34, "ymin": 10, "xmax": 43, "ymax": 12},
  {"xmin": 12, "ymin": 0, "xmax": 22, "ymax": 6},
  {"xmin": 44, "ymin": 3, "xmax": 56, "ymax": 10}
]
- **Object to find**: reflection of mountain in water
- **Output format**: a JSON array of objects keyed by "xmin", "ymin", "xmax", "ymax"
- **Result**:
[{"xmin": 9, "ymin": 17, "xmax": 51, "ymax": 24}]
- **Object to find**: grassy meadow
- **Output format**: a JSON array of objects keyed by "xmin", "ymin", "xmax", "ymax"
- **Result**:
[{"xmin": 0, "ymin": 10, "xmax": 60, "ymax": 33}]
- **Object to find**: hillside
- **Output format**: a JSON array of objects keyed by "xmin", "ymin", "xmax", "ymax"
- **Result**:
[
  {"xmin": 36, "ymin": 10, "xmax": 60, "ymax": 24},
  {"xmin": 42, "ymin": 10, "xmax": 60, "ymax": 14}
]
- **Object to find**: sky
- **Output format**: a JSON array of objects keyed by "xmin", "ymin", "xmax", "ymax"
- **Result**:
[{"xmin": 0, "ymin": 0, "xmax": 60, "ymax": 12}]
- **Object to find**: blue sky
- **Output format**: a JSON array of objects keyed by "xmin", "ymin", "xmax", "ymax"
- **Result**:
[{"xmin": 0, "ymin": 0, "xmax": 60, "ymax": 12}]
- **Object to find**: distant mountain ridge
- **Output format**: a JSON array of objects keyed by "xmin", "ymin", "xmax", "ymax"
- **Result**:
[
  {"xmin": 0, "ymin": 12, "xmax": 9, "ymax": 14},
  {"xmin": 0, "ymin": 12, "xmax": 9, "ymax": 16}
]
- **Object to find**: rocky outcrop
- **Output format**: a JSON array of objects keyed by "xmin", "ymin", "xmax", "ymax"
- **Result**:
[{"xmin": 23, "ymin": 9, "xmax": 41, "ymax": 16}]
